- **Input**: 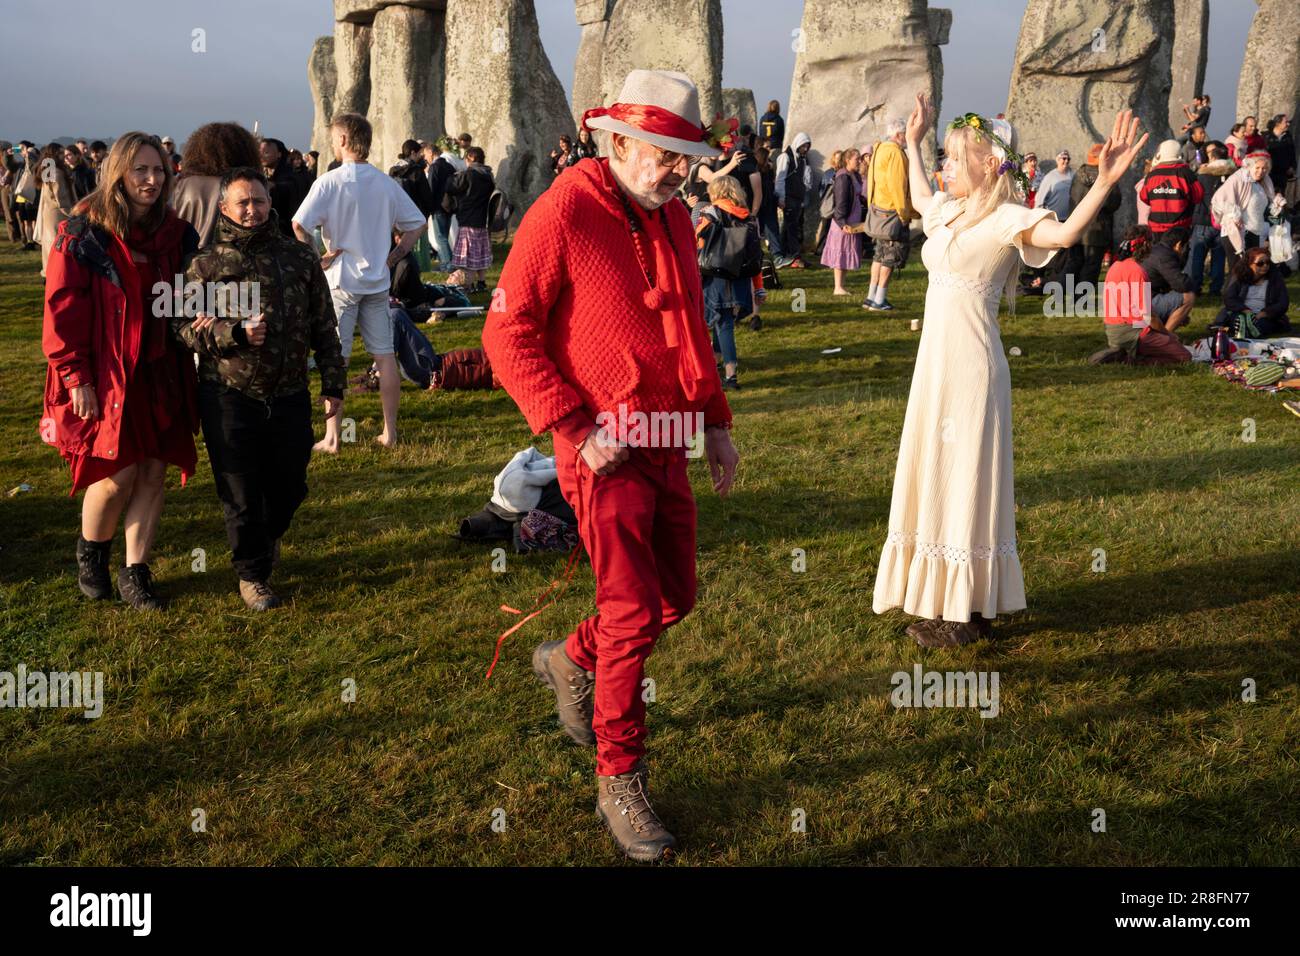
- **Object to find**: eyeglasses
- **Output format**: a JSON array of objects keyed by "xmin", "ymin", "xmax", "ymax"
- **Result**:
[{"xmin": 651, "ymin": 145, "xmax": 690, "ymax": 169}]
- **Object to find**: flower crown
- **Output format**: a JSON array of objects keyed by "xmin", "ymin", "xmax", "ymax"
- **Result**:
[
  {"xmin": 705, "ymin": 115, "xmax": 740, "ymax": 152},
  {"xmin": 947, "ymin": 113, "xmax": 1030, "ymax": 195}
]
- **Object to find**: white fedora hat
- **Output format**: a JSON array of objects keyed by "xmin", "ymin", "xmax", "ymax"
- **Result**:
[{"xmin": 582, "ymin": 69, "xmax": 722, "ymax": 158}]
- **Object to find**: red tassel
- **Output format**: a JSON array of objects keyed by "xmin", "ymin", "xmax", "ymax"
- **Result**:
[{"xmin": 643, "ymin": 287, "xmax": 667, "ymax": 310}]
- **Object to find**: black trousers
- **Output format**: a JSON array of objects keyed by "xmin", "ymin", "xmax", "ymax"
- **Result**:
[
  {"xmin": 1220, "ymin": 231, "xmax": 1263, "ymax": 275},
  {"xmin": 1077, "ymin": 244, "xmax": 1108, "ymax": 288},
  {"xmin": 780, "ymin": 200, "xmax": 805, "ymax": 261},
  {"xmin": 198, "ymin": 384, "xmax": 313, "ymax": 583}
]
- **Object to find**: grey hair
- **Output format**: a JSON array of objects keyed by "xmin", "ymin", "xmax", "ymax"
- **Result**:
[{"xmin": 885, "ymin": 118, "xmax": 906, "ymax": 138}]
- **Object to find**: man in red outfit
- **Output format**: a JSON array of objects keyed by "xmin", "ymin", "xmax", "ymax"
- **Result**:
[{"xmin": 482, "ymin": 70, "xmax": 739, "ymax": 863}]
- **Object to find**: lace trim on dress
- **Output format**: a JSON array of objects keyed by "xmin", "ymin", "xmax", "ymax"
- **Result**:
[
  {"xmin": 927, "ymin": 270, "xmax": 1001, "ymax": 303},
  {"xmin": 884, "ymin": 529, "xmax": 1017, "ymax": 563}
]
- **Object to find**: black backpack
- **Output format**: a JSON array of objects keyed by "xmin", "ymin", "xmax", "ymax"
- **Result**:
[{"xmin": 697, "ymin": 206, "xmax": 762, "ymax": 281}]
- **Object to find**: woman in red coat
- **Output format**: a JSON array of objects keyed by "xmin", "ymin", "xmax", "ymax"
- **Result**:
[{"xmin": 41, "ymin": 132, "xmax": 199, "ymax": 610}]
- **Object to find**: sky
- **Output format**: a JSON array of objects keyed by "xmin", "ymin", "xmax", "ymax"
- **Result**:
[{"xmin": 0, "ymin": 0, "xmax": 1261, "ymax": 150}]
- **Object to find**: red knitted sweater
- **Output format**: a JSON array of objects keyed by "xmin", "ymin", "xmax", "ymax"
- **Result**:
[{"xmin": 482, "ymin": 158, "xmax": 731, "ymax": 450}]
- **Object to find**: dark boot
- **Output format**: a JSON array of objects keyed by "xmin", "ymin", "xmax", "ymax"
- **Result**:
[
  {"xmin": 1088, "ymin": 345, "xmax": 1127, "ymax": 365},
  {"xmin": 531, "ymin": 640, "xmax": 596, "ymax": 745},
  {"xmin": 76, "ymin": 534, "xmax": 113, "ymax": 600},
  {"xmin": 239, "ymin": 579, "xmax": 283, "ymax": 611},
  {"xmin": 915, "ymin": 619, "xmax": 984, "ymax": 648},
  {"xmin": 597, "ymin": 763, "xmax": 676, "ymax": 863},
  {"xmin": 118, "ymin": 563, "xmax": 164, "ymax": 611}
]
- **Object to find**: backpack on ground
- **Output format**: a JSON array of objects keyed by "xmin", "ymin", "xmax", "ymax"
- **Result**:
[
  {"xmin": 698, "ymin": 206, "xmax": 762, "ymax": 281},
  {"xmin": 389, "ymin": 306, "xmax": 439, "ymax": 389}
]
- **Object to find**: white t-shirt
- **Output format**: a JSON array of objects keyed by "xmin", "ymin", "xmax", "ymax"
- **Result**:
[
  {"xmin": 1242, "ymin": 181, "xmax": 1268, "ymax": 237},
  {"xmin": 292, "ymin": 161, "xmax": 426, "ymax": 295}
]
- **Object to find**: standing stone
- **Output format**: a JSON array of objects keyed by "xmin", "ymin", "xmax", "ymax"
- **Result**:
[
  {"xmin": 1006, "ymin": 0, "xmax": 1175, "ymax": 236},
  {"xmin": 369, "ymin": 3, "xmax": 445, "ymax": 172},
  {"xmin": 332, "ymin": 19, "xmax": 373, "ymax": 118},
  {"xmin": 1167, "ymin": 0, "xmax": 1208, "ymax": 133},
  {"xmin": 308, "ymin": 36, "xmax": 337, "ymax": 160},
  {"xmin": 572, "ymin": 1, "xmax": 612, "ymax": 126},
  {"xmin": 597, "ymin": 0, "xmax": 724, "ymax": 123},
  {"xmin": 722, "ymin": 88, "xmax": 757, "ymax": 133},
  {"xmin": 1236, "ymin": 0, "xmax": 1300, "ymax": 147},
  {"xmin": 787, "ymin": 0, "xmax": 949, "ymax": 177},
  {"xmin": 444, "ymin": 0, "xmax": 574, "ymax": 212}
]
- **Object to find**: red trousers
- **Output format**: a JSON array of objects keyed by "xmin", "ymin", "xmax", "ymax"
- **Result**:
[{"xmin": 556, "ymin": 444, "xmax": 697, "ymax": 776}]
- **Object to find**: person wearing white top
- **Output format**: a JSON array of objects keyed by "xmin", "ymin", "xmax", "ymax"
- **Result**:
[{"xmin": 293, "ymin": 112, "xmax": 426, "ymax": 452}]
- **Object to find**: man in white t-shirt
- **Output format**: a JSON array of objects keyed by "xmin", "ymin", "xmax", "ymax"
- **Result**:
[{"xmin": 292, "ymin": 112, "xmax": 426, "ymax": 452}]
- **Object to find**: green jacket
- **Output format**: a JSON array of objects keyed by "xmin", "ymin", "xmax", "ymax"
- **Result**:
[{"xmin": 174, "ymin": 211, "xmax": 347, "ymax": 400}]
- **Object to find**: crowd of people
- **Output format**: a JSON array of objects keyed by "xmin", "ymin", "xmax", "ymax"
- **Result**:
[
  {"xmin": 6, "ymin": 64, "xmax": 1298, "ymax": 865},
  {"xmin": 8, "ymin": 111, "xmax": 521, "ymax": 617}
]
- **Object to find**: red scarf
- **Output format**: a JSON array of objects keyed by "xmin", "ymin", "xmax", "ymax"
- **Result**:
[{"xmin": 621, "ymin": 184, "xmax": 716, "ymax": 404}]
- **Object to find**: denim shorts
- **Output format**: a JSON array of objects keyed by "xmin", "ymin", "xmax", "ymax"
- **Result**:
[{"xmin": 330, "ymin": 288, "xmax": 393, "ymax": 359}]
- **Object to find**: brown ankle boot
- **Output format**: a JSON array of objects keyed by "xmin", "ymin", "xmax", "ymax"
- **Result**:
[
  {"xmin": 597, "ymin": 763, "xmax": 676, "ymax": 863},
  {"xmin": 532, "ymin": 640, "xmax": 596, "ymax": 746},
  {"xmin": 906, "ymin": 618, "xmax": 942, "ymax": 643},
  {"xmin": 915, "ymin": 619, "xmax": 983, "ymax": 648}
]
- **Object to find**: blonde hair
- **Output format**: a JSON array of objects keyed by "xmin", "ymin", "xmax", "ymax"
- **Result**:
[
  {"xmin": 841, "ymin": 148, "xmax": 861, "ymax": 169},
  {"xmin": 828, "ymin": 149, "xmax": 844, "ymax": 171},
  {"xmin": 942, "ymin": 125, "xmax": 1025, "ymax": 312},
  {"xmin": 706, "ymin": 174, "xmax": 746, "ymax": 205},
  {"xmin": 330, "ymin": 112, "xmax": 371, "ymax": 161},
  {"xmin": 944, "ymin": 125, "xmax": 1019, "ymax": 236},
  {"xmin": 73, "ymin": 132, "xmax": 172, "ymax": 239}
]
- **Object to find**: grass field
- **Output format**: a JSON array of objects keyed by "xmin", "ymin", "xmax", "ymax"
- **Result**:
[{"xmin": 1, "ymin": 233, "xmax": 1298, "ymax": 866}]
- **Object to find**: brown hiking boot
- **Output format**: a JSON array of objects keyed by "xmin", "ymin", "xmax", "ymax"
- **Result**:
[
  {"xmin": 914, "ymin": 618, "xmax": 989, "ymax": 648},
  {"xmin": 906, "ymin": 618, "xmax": 942, "ymax": 642},
  {"xmin": 532, "ymin": 640, "xmax": 596, "ymax": 745},
  {"xmin": 239, "ymin": 579, "xmax": 283, "ymax": 611},
  {"xmin": 597, "ymin": 763, "xmax": 676, "ymax": 863}
]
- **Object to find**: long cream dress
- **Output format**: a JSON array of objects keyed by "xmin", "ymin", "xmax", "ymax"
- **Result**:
[{"xmin": 872, "ymin": 192, "xmax": 1058, "ymax": 623}]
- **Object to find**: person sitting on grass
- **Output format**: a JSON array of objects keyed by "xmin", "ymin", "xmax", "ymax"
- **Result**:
[
  {"xmin": 1091, "ymin": 224, "xmax": 1191, "ymax": 366},
  {"xmin": 1137, "ymin": 225, "xmax": 1196, "ymax": 333},
  {"xmin": 695, "ymin": 174, "xmax": 762, "ymax": 390},
  {"xmin": 388, "ymin": 230, "xmax": 472, "ymax": 321},
  {"xmin": 1212, "ymin": 246, "xmax": 1291, "ymax": 338}
]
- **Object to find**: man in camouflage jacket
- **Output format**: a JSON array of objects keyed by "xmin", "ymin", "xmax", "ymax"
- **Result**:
[{"xmin": 173, "ymin": 167, "xmax": 346, "ymax": 610}]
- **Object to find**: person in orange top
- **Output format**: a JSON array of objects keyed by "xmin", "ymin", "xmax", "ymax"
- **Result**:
[{"xmin": 695, "ymin": 174, "xmax": 763, "ymax": 389}]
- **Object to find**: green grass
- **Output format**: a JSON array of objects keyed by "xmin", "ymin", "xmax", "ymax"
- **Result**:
[{"xmin": 1, "ymin": 236, "xmax": 1297, "ymax": 866}]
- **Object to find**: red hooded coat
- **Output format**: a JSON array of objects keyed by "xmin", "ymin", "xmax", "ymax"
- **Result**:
[{"xmin": 41, "ymin": 210, "xmax": 199, "ymax": 491}]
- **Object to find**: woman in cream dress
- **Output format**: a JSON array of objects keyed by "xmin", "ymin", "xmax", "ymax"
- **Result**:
[{"xmin": 872, "ymin": 95, "xmax": 1148, "ymax": 647}]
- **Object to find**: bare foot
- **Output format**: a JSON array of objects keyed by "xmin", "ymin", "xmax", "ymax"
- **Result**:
[
  {"xmin": 833, "ymin": 289, "xmax": 850, "ymax": 296},
  {"xmin": 313, "ymin": 437, "xmax": 339, "ymax": 454},
  {"xmin": 375, "ymin": 432, "xmax": 398, "ymax": 448}
]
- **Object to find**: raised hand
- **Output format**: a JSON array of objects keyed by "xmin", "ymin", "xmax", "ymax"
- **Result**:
[
  {"xmin": 906, "ymin": 92, "xmax": 934, "ymax": 147},
  {"xmin": 1096, "ymin": 109, "xmax": 1150, "ymax": 187}
]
